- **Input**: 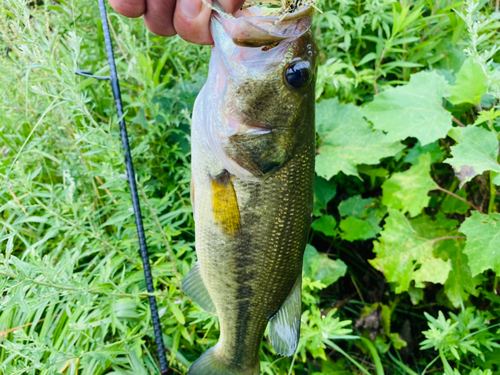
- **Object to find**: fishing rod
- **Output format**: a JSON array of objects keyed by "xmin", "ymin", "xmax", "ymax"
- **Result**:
[{"xmin": 76, "ymin": 0, "xmax": 169, "ymax": 373}]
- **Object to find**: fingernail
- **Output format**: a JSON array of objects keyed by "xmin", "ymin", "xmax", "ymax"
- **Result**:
[{"xmin": 180, "ymin": 0, "xmax": 201, "ymax": 19}]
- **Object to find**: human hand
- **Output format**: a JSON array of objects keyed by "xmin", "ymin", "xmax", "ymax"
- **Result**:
[{"xmin": 108, "ymin": 0, "xmax": 246, "ymax": 45}]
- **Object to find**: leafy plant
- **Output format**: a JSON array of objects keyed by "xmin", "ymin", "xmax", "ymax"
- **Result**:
[{"xmin": 1, "ymin": 0, "xmax": 500, "ymax": 373}]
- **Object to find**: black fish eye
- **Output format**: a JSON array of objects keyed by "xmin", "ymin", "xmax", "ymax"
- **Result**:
[{"xmin": 285, "ymin": 61, "xmax": 310, "ymax": 88}]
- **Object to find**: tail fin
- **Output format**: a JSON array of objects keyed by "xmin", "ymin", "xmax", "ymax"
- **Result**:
[{"xmin": 187, "ymin": 347, "xmax": 259, "ymax": 375}]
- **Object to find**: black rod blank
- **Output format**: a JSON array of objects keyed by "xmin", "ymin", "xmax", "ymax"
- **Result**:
[{"xmin": 96, "ymin": 0, "xmax": 169, "ymax": 373}]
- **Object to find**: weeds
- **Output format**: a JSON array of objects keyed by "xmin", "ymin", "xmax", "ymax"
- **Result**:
[{"xmin": 1, "ymin": 0, "xmax": 499, "ymax": 373}]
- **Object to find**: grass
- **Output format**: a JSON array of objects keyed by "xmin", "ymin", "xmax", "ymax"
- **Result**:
[
  {"xmin": 1, "ymin": 0, "xmax": 500, "ymax": 374},
  {"xmin": 1, "ymin": 0, "xmax": 201, "ymax": 373}
]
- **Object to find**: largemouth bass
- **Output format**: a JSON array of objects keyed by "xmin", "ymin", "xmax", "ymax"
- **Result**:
[{"xmin": 183, "ymin": 5, "xmax": 317, "ymax": 374}]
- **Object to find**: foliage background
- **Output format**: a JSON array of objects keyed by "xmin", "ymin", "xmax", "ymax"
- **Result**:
[{"xmin": 1, "ymin": 0, "xmax": 500, "ymax": 373}]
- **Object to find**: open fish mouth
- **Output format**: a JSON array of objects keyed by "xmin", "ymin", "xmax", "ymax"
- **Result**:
[
  {"xmin": 210, "ymin": 5, "xmax": 313, "ymax": 69},
  {"xmin": 215, "ymin": 5, "xmax": 313, "ymax": 48}
]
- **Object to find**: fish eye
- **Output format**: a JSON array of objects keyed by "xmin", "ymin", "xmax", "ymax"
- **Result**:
[{"xmin": 285, "ymin": 61, "xmax": 310, "ymax": 88}]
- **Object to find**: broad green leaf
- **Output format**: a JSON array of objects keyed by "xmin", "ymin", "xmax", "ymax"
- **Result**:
[
  {"xmin": 434, "ymin": 240, "xmax": 481, "ymax": 308},
  {"xmin": 338, "ymin": 195, "xmax": 383, "ymax": 240},
  {"xmin": 316, "ymin": 98, "xmax": 404, "ymax": 180},
  {"xmin": 412, "ymin": 212, "xmax": 459, "ymax": 239},
  {"xmin": 362, "ymin": 71, "xmax": 453, "ymax": 145},
  {"xmin": 370, "ymin": 210, "xmax": 451, "ymax": 293},
  {"xmin": 413, "ymin": 256, "xmax": 453, "ymax": 288},
  {"xmin": 408, "ymin": 286, "xmax": 424, "ymax": 304},
  {"xmin": 131, "ymin": 108, "xmax": 150, "ymax": 128},
  {"xmin": 357, "ymin": 165, "xmax": 388, "ymax": 180},
  {"xmin": 460, "ymin": 211, "xmax": 500, "ymax": 276},
  {"xmin": 382, "ymin": 153, "xmax": 437, "ymax": 217},
  {"xmin": 389, "ymin": 333, "xmax": 408, "ymax": 350},
  {"xmin": 476, "ymin": 349, "xmax": 500, "ymax": 374},
  {"xmin": 303, "ymin": 245, "xmax": 347, "ymax": 287},
  {"xmin": 404, "ymin": 141, "xmax": 446, "ymax": 166},
  {"xmin": 314, "ymin": 176, "xmax": 337, "ymax": 215},
  {"xmin": 444, "ymin": 126, "xmax": 500, "ymax": 186},
  {"xmin": 447, "ymin": 58, "xmax": 488, "ymax": 105},
  {"xmin": 338, "ymin": 195, "xmax": 374, "ymax": 218},
  {"xmin": 339, "ymin": 217, "xmax": 377, "ymax": 241},
  {"xmin": 314, "ymin": 176, "xmax": 337, "ymax": 207},
  {"xmin": 447, "ymin": 127, "xmax": 462, "ymax": 143},
  {"xmin": 441, "ymin": 189, "xmax": 470, "ymax": 214},
  {"xmin": 312, "ymin": 215, "xmax": 337, "ymax": 237}
]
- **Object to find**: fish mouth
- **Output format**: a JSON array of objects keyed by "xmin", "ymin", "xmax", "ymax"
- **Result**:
[
  {"xmin": 213, "ymin": 6, "xmax": 313, "ymax": 48},
  {"xmin": 209, "ymin": 4, "xmax": 314, "ymax": 82}
]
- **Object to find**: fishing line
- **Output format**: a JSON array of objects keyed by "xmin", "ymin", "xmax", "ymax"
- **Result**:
[{"xmin": 76, "ymin": 1, "xmax": 169, "ymax": 373}]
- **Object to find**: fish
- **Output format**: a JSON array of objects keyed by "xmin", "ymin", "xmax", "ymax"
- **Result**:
[{"xmin": 182, "ymin": 4, "xmax": 317, "ymax": 375}]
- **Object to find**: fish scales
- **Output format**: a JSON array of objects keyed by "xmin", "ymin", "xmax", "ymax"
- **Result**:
[{"xmin": 185, "ymin": 6, "xmax": 317, "ymax": 374}]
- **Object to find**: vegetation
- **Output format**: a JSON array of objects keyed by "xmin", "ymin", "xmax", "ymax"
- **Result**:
[{"xmin": 1, "ymin": 0, "xmax": 499, "ymax": 373}]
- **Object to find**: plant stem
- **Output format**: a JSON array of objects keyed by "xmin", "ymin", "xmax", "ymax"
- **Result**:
[
  {"xmin": 360, "ymin": 337, "xmax": 385, "ymax": 375},
  {"xmin": 7, "ymin": 185, "xmax": 28, "ymax": 216},
  {"xmin": 0, "ymin": 270, "xmax": 165, "ymax": 299},
  {"xmin": 351, "ymin": 276, "xmax": 365, "ymax": 302},
  {"xmin": 373, "ymin": 45, "xmax": 388, "ymax": 94},
  {"xmin": 431, "ymin": 236, "xmax": 466, "ymax": 243},
  {"xmin": 435, "ymin": 186, "xmax": 482, "ymax": 212},
  {"xmin": 389, "ymin": 351, "xmax": 418, "ymax": 375},
  {"xmin": 489, "ymin": 171, "xmax": 497, "ymax": 213},
  {"xmin": 324, "ymin": 339, "xmax": 371, "ymax": 375},
  {"xmin": 0, "ymin": 316, "xmax": 57, "ymax": 337},
  {"xmin": 452, "ymin": 117, "xmax": 466, "ymax": 127},
  {"xmin": 138, "ymin": 183, "xmax": 181, "ymax": 283}
]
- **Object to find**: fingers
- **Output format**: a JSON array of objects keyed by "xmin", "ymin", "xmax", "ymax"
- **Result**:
[
  {"xmin": 109, "ymin": 0, "xmax": 247, "ymax": 44},
  {"xmin": 143, "ymin": 0, "xmax": 177, "ymax": 37},
  {"xmin": 173, "ymin": 0, "xmax": 246, "ymax": 45},
  {"xmin": 217, "ymin": 0, "xmax": 245, "ymax": 13},
  {"xmin": 109, "ymin": 0, "xmax": 146, "ymax": 18},
  {"xmin": 173, "ymin": 0, "xmax": 213, "ymax": 45}
]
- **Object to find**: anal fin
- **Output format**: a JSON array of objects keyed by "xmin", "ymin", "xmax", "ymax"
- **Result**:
[
  {"xmin": 269, "ymin": 276, "xmax": 302, "ymax": 356},
  {"xmin": 182, "ymin": 262, "xmax": 216, "ymax": 314}
]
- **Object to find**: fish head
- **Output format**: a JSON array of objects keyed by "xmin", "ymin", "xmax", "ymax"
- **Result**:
[{"xmin": 203, "ymin": 7, "xmax": 317, "ymax": 181}]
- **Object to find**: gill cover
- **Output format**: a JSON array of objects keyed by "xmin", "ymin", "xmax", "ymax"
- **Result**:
[{"xmin": 198, "ymin": 7, "xmax": 315, "ymax": 181}]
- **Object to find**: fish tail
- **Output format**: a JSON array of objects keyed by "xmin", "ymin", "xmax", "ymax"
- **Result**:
[{"xmin": 187, "ymin": 347, "xmax": 259, "ymax": 375}]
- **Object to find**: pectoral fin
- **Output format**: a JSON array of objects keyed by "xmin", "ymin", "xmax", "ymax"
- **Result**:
[
  {"xmin": 210, "ymin": 170, "xmax": 241, "ymax": 236},
  {"xmin": 182, "ymin": 262, "xmax": 216, "ymax": 314},
  {"xmin": 269, "ymin": 276, "xmax": 302, "ymax": 356}
]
